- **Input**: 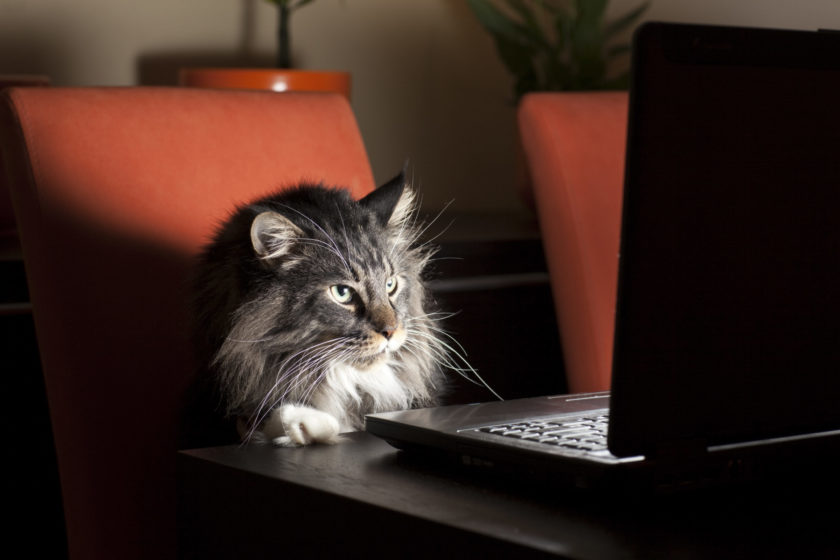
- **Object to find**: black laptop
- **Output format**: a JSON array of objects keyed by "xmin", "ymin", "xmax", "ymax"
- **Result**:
[{"xmin": 366, "ymin": 22, "xmax": 840, "ymax": 493}]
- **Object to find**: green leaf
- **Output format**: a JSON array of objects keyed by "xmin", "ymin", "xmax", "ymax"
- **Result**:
[
  {"xmin": 604, "ymin": 2, "xmax": 649, "ymax": 39},
  {"xmin": 503, "ymin": 0, "xmax": 550, "ymax": 49},
  {"xmin": 494, "ymin": 34, "xmax": 538, "ymax": 76},
  {"xmin": 541, "ymin": 51, "xmax": 572, "ymax": 92},
  {"xmin": 467, "ymin": 0, "xmax": 525, "ymax": 43},
  {"xmin": 497, "ymin": 37, "xmax": 540, "ymax": 102},
  {"xmin": 571, "ymin": 36, "xmax": 606, "ymax": 87},
  {"xmin": 571, "ymin": 0, "xmax": 606, "ymax": 52},
  {"xmin": 539, "ymin": 0, "xmax": 569, "ymax": 16},
  {"xmin": 550, "ymin": 3, "xmax": 572, "ymax": 54},
  {"xmin": 574, "ymin": 0, "xmax": 608, "ymax": 26},
  {"xmin": 468, "ymin": 0, "xmax": 645, "ymax": 95}
]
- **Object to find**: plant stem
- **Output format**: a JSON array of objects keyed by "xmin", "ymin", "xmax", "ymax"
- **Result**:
[{"xmin": 277, "ymin": 3, "xmax": 291, "ymax": 68}]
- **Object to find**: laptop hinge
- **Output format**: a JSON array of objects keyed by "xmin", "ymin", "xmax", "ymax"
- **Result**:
[
  {"xmin": 648, "ymin": 438, "xmax": 717, "ymax": 491},
  {"xmin": 652, "ymin": 438, "xmax": 709, "ymax": 464}
]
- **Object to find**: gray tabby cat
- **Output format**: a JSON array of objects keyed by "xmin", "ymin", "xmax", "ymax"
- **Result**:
[{"xmin": 193, "ymin": 173, "xmax": 455, "ymax": 446}]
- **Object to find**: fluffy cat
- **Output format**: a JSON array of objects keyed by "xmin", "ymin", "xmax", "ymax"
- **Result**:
[{"xmin": 191, "ymin": 173, "xmax": 456, "ymax": 447}]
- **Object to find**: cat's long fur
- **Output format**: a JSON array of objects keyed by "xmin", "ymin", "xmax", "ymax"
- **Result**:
[{"xmin": 191, "ymin": 174, "xmax": 450, "ymax": 446}]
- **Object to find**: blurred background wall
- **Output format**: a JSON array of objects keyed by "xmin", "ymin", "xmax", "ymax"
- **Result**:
[{"xmin": 2, "ymin": 0, "xmax": 838, "ymax": 216}]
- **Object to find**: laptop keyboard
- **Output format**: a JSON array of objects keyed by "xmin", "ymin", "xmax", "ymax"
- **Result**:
[{"xmin": 477, "ymin": 413, "xmax": 610, "ymax": 455}]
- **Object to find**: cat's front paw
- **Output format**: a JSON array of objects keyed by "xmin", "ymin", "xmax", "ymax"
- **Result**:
[{"xmin": 267, "ymin": 404, "xmax": 341, "ymax": 447}]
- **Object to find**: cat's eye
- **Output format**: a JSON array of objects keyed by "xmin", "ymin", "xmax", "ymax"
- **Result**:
[
  {"xmin": 329, "ymin": 284, "xmax": 354, "ymax": 304},
  {"xmin": 386, "ymin": 276, "xmax": 398, "ymax": 295}
]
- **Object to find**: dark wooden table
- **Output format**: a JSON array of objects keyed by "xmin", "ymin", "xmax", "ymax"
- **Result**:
[{"xmin": 177, "ymin": 431, "xmax": 838, "ymax": 559}]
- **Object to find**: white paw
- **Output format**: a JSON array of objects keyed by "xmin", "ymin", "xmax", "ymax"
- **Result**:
[{"xmin": 264, "ymin": 404, "xmax": 341, "ymax": 447}]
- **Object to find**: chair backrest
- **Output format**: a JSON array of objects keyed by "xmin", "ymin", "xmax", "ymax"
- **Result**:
[
  {"xmin": 518, "ymin": 92, "xmax": 628, "ymax": 393},
  {"xmin": 0, "ymin": 87, "xmax": 374, "ymax": 559},
  {"xmin": 0, "ymin": 75, "xmax": 48, "ymax": 244}
]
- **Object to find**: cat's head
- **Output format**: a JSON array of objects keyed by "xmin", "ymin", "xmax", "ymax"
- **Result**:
[{"xmin": 244, "ymin": 172, "xmax": 429, "ymax": 371}]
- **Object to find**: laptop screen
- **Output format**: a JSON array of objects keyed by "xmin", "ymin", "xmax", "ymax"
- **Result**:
[{"xmin": 609, "ymin": 23, "xmax": 840, "ymax": 457}]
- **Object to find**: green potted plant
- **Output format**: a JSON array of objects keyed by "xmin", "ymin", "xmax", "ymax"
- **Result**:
[
  {"xmin": 467, "ymin": 0, "xmax": 649, "ymax": 101},
  {"xmin": 467, "ymin": 0, "xmax": 648, "ymax": 209},
  {"xmin": 180, "ymin": 0, "xmax": 351, "ymax": 99}
]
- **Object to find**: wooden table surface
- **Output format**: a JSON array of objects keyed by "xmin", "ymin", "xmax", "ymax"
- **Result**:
[{"xmin": 177, "ymin": 431, "xmax": 838, "ymax": 559}]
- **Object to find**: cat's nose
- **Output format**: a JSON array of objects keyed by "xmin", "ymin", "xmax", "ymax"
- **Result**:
[{"xmin": 380, "ymin": 326, "xmax": 396, "ymax": 340}]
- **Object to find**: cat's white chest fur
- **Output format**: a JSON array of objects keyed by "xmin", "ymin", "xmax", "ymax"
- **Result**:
[
  {"xmin": 318, "ymin": 361, "xmax": 413, "ymax": 428},
  {"xmin": 262, "ymin": 360, "xmax": 412, "ymax": 446}
]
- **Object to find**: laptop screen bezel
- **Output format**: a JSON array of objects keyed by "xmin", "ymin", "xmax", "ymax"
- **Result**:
[{"xmin": 608, "ymin": 22, "xmax": 840, "ymax": 458}]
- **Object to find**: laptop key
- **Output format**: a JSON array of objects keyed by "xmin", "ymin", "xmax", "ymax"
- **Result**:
[{"xmin": 475, "ymin": 413, "xmax": 611, "ymax": 455}]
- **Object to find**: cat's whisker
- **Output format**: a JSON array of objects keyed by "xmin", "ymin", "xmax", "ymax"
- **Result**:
[
  {"xmin": 292, "ymin": 238, "xmax": 349, "ymax": 266},
  {"xmin": 276, "ymin": 343, "xmax": 356, "ymax": 404},
  {"xmin": 284, "ymin": 346, "xmax": 347, "ymax": 396},
  {"xmin": 426, "ymin": 255, "xmax": 464, "ymax": 265},
  {"xmin": 277, "ymin": 203, "xmax": 352, "ymax": 276},
  {"xmin": 402, "ymin": 200, "xmax": 455, "ymax": 255},
  {"xmin": 224, "ymin": 336, "xmax": 274, "ymax": 343},
  {"xmin": 388, "ymin": 191, "xmax": 444, "ymax": 261},
  {"xmin": 405, "ymin": 327, "xmax": 470, "ymax": 368},
  {"xmin": 246, "ymin": 338, "xmax": 352, "ymax": 437},
  {"xmin": 421, "ymin": 323, "xmax": 473, "ymax": 357},
  {"xmin": 272, "ymin": 339, "xmax": 343, "ymax": 383},
  {"xmin": 401, "ymin": 332, "xmax": 461, "ymax": 371},
  {"xmin": 262, "ymin": 346, "xmax": 358, "ymax": 428},
  {"xmin": 295, "ymin": 355, "xmax": 346, "ymax": 405},
  {"xmin": 404, "ymin": 327, "xmax": 503, "ymax": 401},
  {"xmin": 270, "ymin": 343, "xmax": 346, "ymax": 395},
  {"xmin": 414, "ymin": 217, "xmax": 454, "ymax": 255},
  {"xmin": 394, "ymin": 341, "xmax": 432, "ymax": 373},
  {"xmin": 335, "ymin": 201, "xmax": 352, "ymax": 259},
  {"xmin": 405, "ymin": 310, "xmax": 461, "ymax": 323}
]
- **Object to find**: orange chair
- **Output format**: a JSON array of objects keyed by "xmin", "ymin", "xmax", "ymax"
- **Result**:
[
  {"xmin": 0, "ymin": 75, "xmax": 48, "ymax": 247},
  {"xmin": 0, "ymin": 87, "xmax": 374, "ymax": 559},
  {"xmin": 518, "ymin": 92, "xmax": 628, "ymax": 393}
]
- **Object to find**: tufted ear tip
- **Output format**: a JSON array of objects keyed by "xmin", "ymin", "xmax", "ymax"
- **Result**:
[{"xmin": 359, "ymin": 168, "xmax": 415, "ymax": 228}]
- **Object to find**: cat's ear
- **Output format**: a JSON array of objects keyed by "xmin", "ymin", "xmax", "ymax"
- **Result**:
[
  {"xmin": 360, "ymin": 170, "xmax": 415, "ymax": 229},
  {"xmin": 250, "ymin": 211, "xmax": 303, "ymax": 259}
]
